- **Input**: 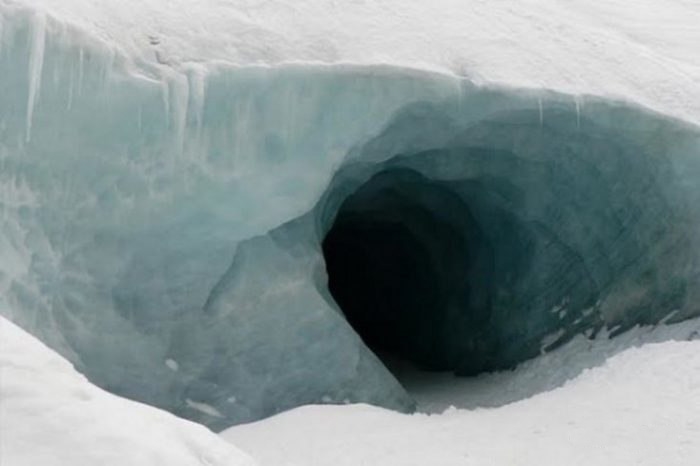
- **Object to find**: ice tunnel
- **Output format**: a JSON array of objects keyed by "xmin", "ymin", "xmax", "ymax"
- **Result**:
[
  {"xmin": 310, "ymin": 102, "xmax": 700, "ymax": 381},
  {"xmin": 322, "ymin": 168, "xmax": 494, "ymax": 373},
  {"xmin": 3, "ymin": 11, "xmax": 700, "ymax": 431},
  {"xmin": 180, "ymin": 99, "xmax": 700, "ymax": 430}
]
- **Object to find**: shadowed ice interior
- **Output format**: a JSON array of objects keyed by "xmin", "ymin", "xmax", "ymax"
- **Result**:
[
  {"xmin": 323, "ymin": 169, "xmax": 496, "ymax": 374},
  {"xmin": 313, "ymin": 101, "xmax": 700, "ymax": 389}
]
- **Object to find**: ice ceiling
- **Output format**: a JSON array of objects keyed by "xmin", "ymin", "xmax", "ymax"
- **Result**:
[{"xmin": 2, "ymin": 9, "xmax": 700, "ymax": 431}]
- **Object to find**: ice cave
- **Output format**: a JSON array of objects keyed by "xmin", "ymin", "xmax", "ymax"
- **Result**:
[
  {"xmin": 322, "ymin": 168, "xmax": 484, "ymax": 373},
  {"xmin": 318, "ymin": 104, "xmax": 700, "ymax": 378},
  {"xmin": 2, "ymin": 4, "xmax": 700, "ymax": 436}
]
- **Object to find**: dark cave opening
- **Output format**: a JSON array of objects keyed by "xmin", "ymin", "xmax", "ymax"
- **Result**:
[
  {"xmin": 322, "ymin": 168, "xmax": 495, "ymax": 373},
  {"xmin": 317, "ymin": 103, "xmax": 697, "ymax": 391}
]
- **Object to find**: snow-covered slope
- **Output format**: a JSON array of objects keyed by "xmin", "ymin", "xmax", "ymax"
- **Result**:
[
  {"xmin": 0, "ymin": 316, "xmax": 256, "ymax": 466},
  {"xmin": 3, "ymin": 0, "xmax": 700, "ymax": 124},
  {"xmin": 224, "ymin": 339, "xmax": 700, "ymax": 466}
]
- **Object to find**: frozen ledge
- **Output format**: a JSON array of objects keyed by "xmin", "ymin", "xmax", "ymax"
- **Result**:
[{"xmin": 2, "ymin": 0, "xmax": 700, "ymax": 124}]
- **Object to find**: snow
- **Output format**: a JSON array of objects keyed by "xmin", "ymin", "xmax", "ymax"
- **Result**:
[
  {"xmin": 398, "ymin": 318, "xmax": 700, "ymax": 414},
  {"xmin": 3, "ymin": 0, "xmax": 700, "ymax": 124},
  {"xmin": 0, "ymin": 316, "xmax": 256, "ymax": 466},
  {"xmin": 5, "ymin": 303, "xmax": 700, "ymax": 466},
  {"xmin": 224, "ymin": 337, "xmax": 700, "ymax": 466},
  {"xmin": 165, "ymin": 358, "xmax": 179, "ymax": 371}
]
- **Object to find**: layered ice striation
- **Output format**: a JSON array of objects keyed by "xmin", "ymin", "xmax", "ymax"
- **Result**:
[{"xmin": 2, "ymin": 7, "xmax": 700, "ymax": 430}]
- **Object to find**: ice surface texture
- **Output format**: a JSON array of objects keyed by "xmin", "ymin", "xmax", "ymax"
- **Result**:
[{"xmin": 2, "ymin": 8, "xmax": 700, "ymax": 430}]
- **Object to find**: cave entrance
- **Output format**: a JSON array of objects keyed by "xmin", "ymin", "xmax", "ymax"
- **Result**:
[{"xmin": 322, "ymin": 168, "xmax": 495, "ymax": 376}]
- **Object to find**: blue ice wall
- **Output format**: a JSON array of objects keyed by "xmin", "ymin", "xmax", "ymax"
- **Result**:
[
  {"xmin": 313, "ymin": 102, "xmax": 700, "ymax": 375},
  {"xmin": 2, "ymin": 9, "xmax": 700, "ymax": 429}
]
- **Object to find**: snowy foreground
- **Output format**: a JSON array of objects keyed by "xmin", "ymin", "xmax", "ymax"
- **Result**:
[
  {"xmin": 4, "ymin": 311, "xmax": 700, "ymax": 466},
  {"xmin": 0, "ymin": 317, "xmax": 255, "ymax": 466},
  {"xmin": 225, "ymin": 337, "xmax": 700, "ymax": 466}
]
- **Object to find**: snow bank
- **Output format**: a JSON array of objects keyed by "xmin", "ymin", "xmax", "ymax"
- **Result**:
[
  {"xmin": 224, "ymin": 339, "xmax": 700, "ymax": 466},
  {"xmin": 0, "ymin": 316, "xmax": 256, "ymax": 466},
  {"xmin": 3, "ymin": 0, "xmax": 700, "ymax": 124}
]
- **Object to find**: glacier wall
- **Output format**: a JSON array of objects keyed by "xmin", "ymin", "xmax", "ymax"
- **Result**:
[
  {"xmin": 316, "ymin": 103, "xmax": 700, "ymax": 375},
  {"xmin": 2, "ymin": 7, "xmax": 700, "ymax": 430}
]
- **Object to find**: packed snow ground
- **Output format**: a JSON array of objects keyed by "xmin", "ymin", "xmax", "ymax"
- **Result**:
[
  {"xmin": 0, "ymin": 316, "xmax": 256, "ymax": 466},
  {"xmin": 401, "ymin": 319, "xmax": 700, "ymax": 413},
  {"xmin": 224, "ymin": 329, "xmax": 700, "ymax": 466},
  {"xmin": 5, "ymin": 311, "xmax": 700, "ymax": 465}
]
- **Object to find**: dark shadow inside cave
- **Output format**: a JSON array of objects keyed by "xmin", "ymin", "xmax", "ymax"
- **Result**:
[
  {"xmin": 318, "ymin": 104, "xmax": 698, "ymax": 387},
  {"xmin": 322, "ymin": 168, "xmax": 496, "ymax": 374}
]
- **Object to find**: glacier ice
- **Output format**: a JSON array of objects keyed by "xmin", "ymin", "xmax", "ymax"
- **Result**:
[
  {"xmin": 2, "ymin": 7, "xmax": 700, "ymax": 430},
  {"xmin": 317, "ymin": 102, "xmax": 700, "ymax": 376}
]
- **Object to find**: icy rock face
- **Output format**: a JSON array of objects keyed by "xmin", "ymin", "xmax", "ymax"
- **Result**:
[{"xmin": 2, "ymin": 7, "xmax": 700, "ymax": 430}]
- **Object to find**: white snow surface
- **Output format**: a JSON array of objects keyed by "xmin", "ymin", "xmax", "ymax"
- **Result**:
[
  {"xmin": 224, "ymin": 337, "xmax": 700, "ymax": 466},
  {"xmin": 0, "ymin": 316, "xmax": 256, "ymax": 466},
  {"xmin": 403, "ymin": 319, "xmax": 700, "ymax": 413},
  {"xmin": 3, "ymin": 0, "xmax": 700, "ymax": 124}
]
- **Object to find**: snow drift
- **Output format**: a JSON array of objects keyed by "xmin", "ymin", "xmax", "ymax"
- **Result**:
[
  {"xmin": 2, "ymin": 1, "xmax": 700, "ymax": 431},
  {"xmin": 223, "ymin": 339, "xmax": 700, "ymax": 466},
  {"xmin": 0, "ymin": 316, "xmax": 255, "ymax": 466}
]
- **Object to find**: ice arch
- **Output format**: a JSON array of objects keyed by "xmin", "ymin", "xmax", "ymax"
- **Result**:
[
  {"xmin": 187, "ymin": 101, "xmax": 700, "ymax": 429},
  {"xmin": 2, "ymin": 10, "xmax": 700, "ymax": 431}
]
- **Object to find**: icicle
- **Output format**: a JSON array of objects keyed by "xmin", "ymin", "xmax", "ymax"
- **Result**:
[
  {"xmin": 67, "ymin": 76, "xmax": 74, "ymax": 110},
  {"xmin": 0, "ymin": 14, "xmax": 4, "ymax": 56},
  {"xmin": 574, "ymin": 95, "xmax": 582, "ymax": 130},
  {"xmin": 172, "ymin": 73, "xmax": 189, "ymax": 155},
  {"xmin": 137, "ymin": 104, "xmax": 143, "ymax": 132},
  {"xmin": 67, "ymin": 57, "xmax": 74, "ymax": 111},
  {"xmin": 99, "ymin": 48, "xmax": 115, "ymax": 88},
  {"xmin": 77, "ymin": 48, "xmax": 84, "ymax": 96},
  {"xmin": 161, "ymin": 70, "xmax": 189, "ymax": 155},
  {"xmin": 538, "ymin": 97, "xmax": 544, "ymax": 127},
  {"xmin": 26, "ymin": 12, "xmax": 47, "ymax": 143},
  {"xmin": 160, "ymin": 77, "xmax": 170, "ymax": 126},
  {"xmin": 188, "ymin": 66, "xmax": 207, "ymax": 139}
]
